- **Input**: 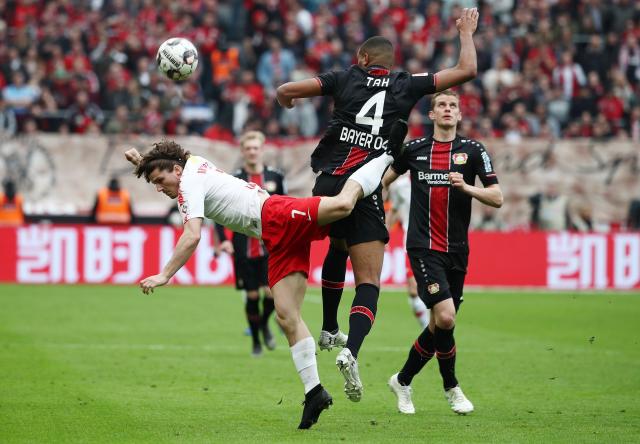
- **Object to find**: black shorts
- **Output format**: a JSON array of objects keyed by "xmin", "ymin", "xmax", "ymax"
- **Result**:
[
  {"xmin": 408, "ymin": 249, "xmax": 468, "ymax": 310},
  {"xmin": 312, "ymin": 173, "xmax": 389, "ymax": 246},
  {"xmin": 234, "ymin": 256, "xmax": 269, "ymax": 291}
]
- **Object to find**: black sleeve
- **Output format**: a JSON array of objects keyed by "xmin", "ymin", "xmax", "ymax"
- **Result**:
[
  {"xmin": 408, "ymin": 73, "xmax": 437, "ymax": 98},
  {"xmin": 391, "ymin": 146, "xmax": 411, "ymax": 176},
  {"xmin": 471, "ymin": 142, "xmax": 499, "ymax": 187},
  {"xmin": 215, "ymin": 223, "xmax": 227, "ymax": 242},
  {"xmin": 276, "ymin": 173, "xmax": 286, "ymax": 195},
  {"xmin": 316, "ymin": 70, "xmax": 345, "ymax": 97}
]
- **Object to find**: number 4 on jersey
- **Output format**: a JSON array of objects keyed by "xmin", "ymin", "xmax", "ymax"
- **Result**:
[{"xmin": 355, "ymin": 91, "xmax": 386, "ymax": 135}]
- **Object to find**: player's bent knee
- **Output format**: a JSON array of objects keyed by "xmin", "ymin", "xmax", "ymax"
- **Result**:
[{"xmin": 436, "ymin": 312, "xmax": 456, "ymax": 330}]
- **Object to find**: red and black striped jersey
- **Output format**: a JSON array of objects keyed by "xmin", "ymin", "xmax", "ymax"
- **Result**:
[
  {"xmin": 311, "ymin": 64, "xmax": 436, "ymax": 175},
  {"xmin": 391, "ymin": 134, "xmax": 499, "ymax": 254}
]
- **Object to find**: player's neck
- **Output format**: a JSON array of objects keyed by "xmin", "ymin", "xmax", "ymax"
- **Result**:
[
  {"xmin": 245, "ymin": 164, "xmax": 263, "ymax": 175},
  {"xmin": 433, "ymin": 126, "xmax": 457, "ymax": 143}
]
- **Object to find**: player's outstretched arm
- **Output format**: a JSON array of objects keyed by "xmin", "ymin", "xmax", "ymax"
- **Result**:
[
  {"xmin": 449, "ymin": 173, "xmax": 503, "ymax": 208},
  {"xmin": 139, "ymin": 217, "xmax": 203, "ymax": 294},
  {"xmin": 382, "ymin": 167, "xmax": 401, "ymax": 189},
  {"xmin": 433, "ymin": 7, "xmax": 479, "ymax": 92},
  {"xmin": 276, "ymin": 78, "xmax": 322, "ymax": 108}
]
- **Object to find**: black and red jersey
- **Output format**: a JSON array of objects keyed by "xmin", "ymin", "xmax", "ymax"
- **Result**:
[
  {"xmin": 216, "ymin": 166, "xmax": 286, "ymax": 259},
  {"xmin": 391, "ymin": 134, "xmax": 499, "ymax": 254},
  {"xmin": 312, "ymin": 64, "xmax": 437, "ymax": 175}
]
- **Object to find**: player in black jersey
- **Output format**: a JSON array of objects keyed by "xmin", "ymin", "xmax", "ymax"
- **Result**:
[
  {"xmin": 384, "ymin": 90, "xmax": 503, "ymax": 415},
  {"xmin": 216, "ymin": 131, "xmax": 286, "ymax": 357},
  {"xmin": 276, "ymin": 8, "xmax": 480, "ymax": 403}
]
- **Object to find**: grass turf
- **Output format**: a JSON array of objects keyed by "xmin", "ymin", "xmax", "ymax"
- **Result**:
[{"xmin": 0, "ymin": 284, "xmax": 639, "ymax": 443}]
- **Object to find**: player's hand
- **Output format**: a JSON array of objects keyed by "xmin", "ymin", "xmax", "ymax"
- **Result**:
[
  {"xmin": 280, "ymin": 97, "xmax": 295, "ymax": 109},
  {"xmin": 125, "ymin": 148, "xmax": 143, "ymax": 166},
  {"xmin": 449, "ymin": 172, "xmax": 467, "ymax": 191},
  {"xmin": 218, "ymin": 240, "xmax": 234, "ymax": 255},
  {"xmin": 139, "ymin": 273, "xmax": 169, "ymax": 294},
  {"xmin": 456, "ymin": 8, "xmax": 479, "ymax": 35}
]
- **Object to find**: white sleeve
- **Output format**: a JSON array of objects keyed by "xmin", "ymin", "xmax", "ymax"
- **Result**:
[{"xmin": 177, "ymin": 172, "xmax": 205, "ymax": 223}]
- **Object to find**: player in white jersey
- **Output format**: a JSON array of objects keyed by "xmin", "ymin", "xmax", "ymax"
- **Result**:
[
  {"xmin": 124, "ymin": 135, "xmax": 406, "ymax": 429},
  {"xmin": 387, "ymin": 173, "xmax": 430, "ymax": 328}
]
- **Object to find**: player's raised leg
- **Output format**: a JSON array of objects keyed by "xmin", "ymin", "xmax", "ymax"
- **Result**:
[{"xmin": 271, "ymin": 272, "xmax": 332, "ymax": 429}]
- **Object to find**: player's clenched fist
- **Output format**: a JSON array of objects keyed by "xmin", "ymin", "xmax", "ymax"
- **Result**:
[
  {"xmin": 449, "ymin": 172, "xmax": 466, "ymax": 190},
  {"xmin": 125, "ymin": 148, "xmax": 143, "ymax": 166},
  {"xmin": 456, "ymin": 7, "xmax": 479, "ymax": 35}
]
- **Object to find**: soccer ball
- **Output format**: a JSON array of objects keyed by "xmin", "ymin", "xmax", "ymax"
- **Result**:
[{"xmin": 156, "ymin": 37, "xmax": 199, "ymax": 81}]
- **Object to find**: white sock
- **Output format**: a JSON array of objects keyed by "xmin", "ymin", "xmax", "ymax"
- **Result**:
[
  {"xmin": 290, "ymin": 336, "xmax": 320, "ymax": 394},
  {"xmin": 347, "ymin": 153, "xmax": 394, "ymax": 197},
  {"xmin": 409, "ymin": 296, "xmax": 430, "ymax": 329}
]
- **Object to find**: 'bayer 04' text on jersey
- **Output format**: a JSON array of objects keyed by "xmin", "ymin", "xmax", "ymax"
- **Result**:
[
  {"xmin": 391, "ymin": 134, "xmax": 500, "ymax": 254},
  {"xmin": 231, "ymin": 166, "xmax": 286, "ymax": 259},
  {"xmin": 312, "ymin": 64, "xmax": 437, "ymax": 175},
  {"xmin": 177, "ymin": 155, "xmax": 267, "ymax": 238}
]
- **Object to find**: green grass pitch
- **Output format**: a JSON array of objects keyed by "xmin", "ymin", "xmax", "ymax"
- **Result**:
[{"xmin": 1, "ymin": 284, "xmax": 639, "ymax": 443}]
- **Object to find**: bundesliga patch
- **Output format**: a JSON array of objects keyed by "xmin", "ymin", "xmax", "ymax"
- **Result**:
[
  {"xmin": 428, "ymin": 283, "xmax": 440, "ymax": 294},
  {"xmin": 452, "ymin": 153, "xmax": 468, "ymax": 165}
]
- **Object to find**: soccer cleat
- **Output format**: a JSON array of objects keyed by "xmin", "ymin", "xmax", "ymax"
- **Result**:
[
  {"xmin": 262, "ymin": 326, "xmax": 276, "ymax": 351},
  {"xmin": 298, "ymin": 387, "xmax": 333, "ymax": 429},
  {"xmin": 388, "ymin": 373, "xmax": 415, "ymax": 414},
  {"xmin": 444, "ymin": 386, "xmax": 474, "ymax": 414},
  {"xmin": 318, "ymin": 330, "xmax": 348, "ymax": 351},
  {"xmin": 336, "ymin": 348, "xmax": 363, "ymax": 402},
  {"xmin": 251, "ymin": 343, "xmax": 263, "ymax": 358},
  {"xmin": 386, "ymin": 118, "xmax": 408, "ymax": 159}
]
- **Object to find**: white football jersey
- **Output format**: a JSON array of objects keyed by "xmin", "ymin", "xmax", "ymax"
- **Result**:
[
  {"xmin": 177, "ymin": 155, "xmax": 266, "ymax": 238},
  {"xmin": 388, "ymin": 172, "xmax": 411, "ymax": 244}
]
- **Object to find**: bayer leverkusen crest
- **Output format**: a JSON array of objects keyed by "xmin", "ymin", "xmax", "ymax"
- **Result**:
[
  {"xmin": 452, "ymin": 153, "xmax": 468, "ymax": 165},
  {"xmin": 428, "ymin": 283, "xmax": 440, "ymax": 294}
]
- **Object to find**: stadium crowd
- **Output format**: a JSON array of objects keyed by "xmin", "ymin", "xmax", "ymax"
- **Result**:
[{"xmin": 0, "ymin": 0, "xmax": 639, "ymax": 142}]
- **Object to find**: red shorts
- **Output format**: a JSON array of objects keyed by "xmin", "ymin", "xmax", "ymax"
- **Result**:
[
  {"xmin": 405, "ymin": 253, "xmax": 414, "ymax": 279},
  {"xmin": 261, "ymin": 195, "xmax": 329, "ymax": 288}
]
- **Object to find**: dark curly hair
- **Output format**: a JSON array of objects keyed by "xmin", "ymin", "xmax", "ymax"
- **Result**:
[{"xmin": 135, "ymin": 140, "xmax": 191, "ymax": 182}]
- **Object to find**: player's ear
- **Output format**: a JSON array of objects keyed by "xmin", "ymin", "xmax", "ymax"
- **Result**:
[
  {"xmin": 457, "ymin": 112, "xmax": 462, "ymax": 122},
  {"xmin": 428, "ymin": 109, "xmax": 435, "ymax": 121},
  {"xmin": 174, "ymin": 164, "xmax": 183, "ymax": 177}
]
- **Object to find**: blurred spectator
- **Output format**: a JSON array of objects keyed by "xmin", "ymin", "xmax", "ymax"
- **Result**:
[
  {"xmin": 66, "ymin": 90, "xmax": 104, "ymax": 133},
  {"xmin": 91, "ymin": 177, "xmax": 133, "ymax": 225},
  {"xmin": 628, "ymin": 106, "xmax": 640, "ymax": 142},
  {"xmin": 0, "ymin": 98, "xmax": 17, "ymax": 136},
  {"xmin": 257, "ymin": 37, "xmax": 296, "ymax": 94},
  {"xmin": 2, "ymin": 71, "xmax": 39, "ymax": 116},
  {"xmin": 529, "ymin": 182, "xmax": 572, "ymax": 231},
  {"xmin": 104, "ymin": 105, "xmax": 135, "ymax": 134},
  {"xmin": 552, "ymin": 50, "xmax": 586, "ymax": 99},
  {"xmin": 0, "ymin": 179, "xmax": 24, "ymax": 226},
  {"xmin": 628, "ymin": 199, "xmax": 640, "ymax": 230}
]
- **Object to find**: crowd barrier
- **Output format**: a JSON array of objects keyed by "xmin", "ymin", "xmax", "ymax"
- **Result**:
[
  {"xmin": 0, "ymin": 134, "xmax": 639, "ymax": 229},
  {"xmin": 1, "ymin": 224, "xmax": 638, "ymax": 290}
]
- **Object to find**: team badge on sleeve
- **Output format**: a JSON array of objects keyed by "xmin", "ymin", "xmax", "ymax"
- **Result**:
[{"xmin": 452, "ymin": 153, "xmax": 468, "ymax": 165}]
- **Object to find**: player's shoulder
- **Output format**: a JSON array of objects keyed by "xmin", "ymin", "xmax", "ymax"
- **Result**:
[
  {"xmin": 265, "ymin": 165, "xmax": 285, "ymax": 178},
  {"xmin": 403, "ymin": 134, "xmax": 432, "ymax": 154},
  {"xmin": 457, "ymin": 135, "xmax": 486, "ymax": 151}
]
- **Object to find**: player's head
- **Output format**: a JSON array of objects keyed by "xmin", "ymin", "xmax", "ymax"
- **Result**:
[
  {"xmin": 429, "ymin": 90, "xmax": 461, "ymax": 129},
  {"xmin": 357, "ymin": 36, "xmax": 394, "ymax": 68},
  {"xmin": 135, "ymin": 139, "xmax": 191, "ymax": 199},
  {"xmin": 239, "ymin": 130, "xmax": 265, "ymax": 169}
]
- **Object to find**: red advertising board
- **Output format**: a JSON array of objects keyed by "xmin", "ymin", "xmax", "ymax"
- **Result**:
[{"xmin": 0, "ymin": 225, "xmax": 638, "ymax": 290}]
